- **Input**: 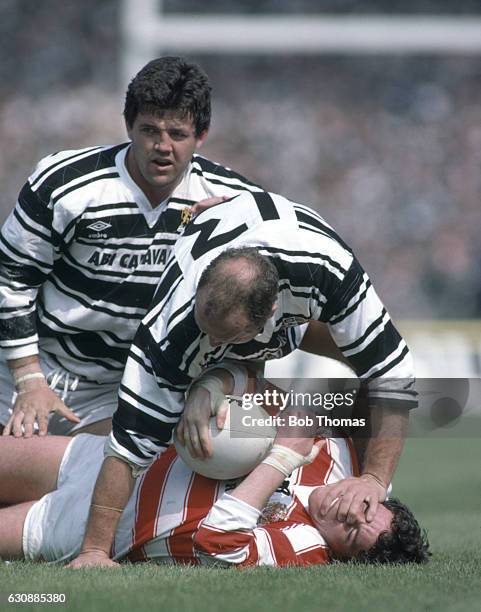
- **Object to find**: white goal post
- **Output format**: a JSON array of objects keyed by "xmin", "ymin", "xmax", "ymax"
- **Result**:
[{"xmin": 121, "ymin": 0, "xmax": 481, "ymax": 85}]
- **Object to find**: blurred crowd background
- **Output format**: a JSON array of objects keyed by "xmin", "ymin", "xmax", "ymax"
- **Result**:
[{"xmin": 1, "ymin": 0, "xmax": 481, "ymax": 320}]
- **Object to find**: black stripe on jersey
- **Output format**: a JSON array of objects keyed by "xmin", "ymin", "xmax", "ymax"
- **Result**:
[
  {"xmin": 53, "ymin": 334, "xmax": 124, "ymax": 371},
  {"xmin": 0, "ymin": 235, "xmax": 51, "ymax": 275},
  {"xmin": 52, "ymin": 261, "xmax": 156, "ymax": 310},
  {"xmin": 345, "ymin": 320, "xmax": 404, "ymax": 377},
  {"xmin": 262, "ymin": 246, "xmax": 347, "ymax": 277},
  {"xmin": 182, "ymin": 217, "xmax": 248, "ymax": 261},
  {"xmin": 144, "ymin": 260, "xmax": 184, "ymax": 318},
  {"xmin": 367, "ymin": 343, "xmax": 410, "ymax": 380},
  {"xmin": 338, "ymin": 309, "xmax": 387, "ymax": 352},
  {"xmin": 38, "ymin": 320, "xmax": 128, "ymax": 365},
  {"xmin": 13, "ymin": 208, "xmax": 49, "ymax": 242},
  {"xmin": 64, "ymin": 202, "xmax": 140, "ymax": 241},
  {"xmin": 51, "ymin": 172, "xmax": 120, "ymax": 206},
  {"xmin": 134, "ymin": 324, "xmax": 193, "ymax": 387},
  {"xmin": 34, "ymin": 144, "xmax": 127, "ymax": 202},
  {"xmin": 320, "ymin": 260, "xmax": 366, "ymax": 323},
  {"xmin": 193, "ymin": 156, "xmax": 262, "ymax": 189},
  {"xmin": 293, "ymin": 206, "xmax": 353, "ymax": 253},
  {"xmin": 0, "ymin": 313, "xmax": 36, "ymax": 341},
  {"xmin": 113, "ymin": 404, "xmax": 175, "ymax": 452},
  {"xmin": 120, "ymin": 381, "xmax": 182, "ymax": 417},
  {"xmin": 47, "ymin": 274, "xmax": 143, "ymax": 320},
  {"xmin": 29, "ymin": 146, "xmax": 104, "ymax": 190},
  {"xmin": 17, "ymin": 183, "xmax": 52, "ymax": 232},
  {"xmin": 253, "ymin": 191, "xmax": 280, "ymax": 221},
  {"xmin": 168, "ymin": 197, "xmax": 195, "ymax": 206},
  {"xmin": 38, "ymin": 305, "xmax": 129, "ymax": 344}
]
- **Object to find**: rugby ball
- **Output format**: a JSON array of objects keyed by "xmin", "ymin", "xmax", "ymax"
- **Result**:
[{"xmin": 174, "ymin": 397, "xmax": 276, "ymax": 480}]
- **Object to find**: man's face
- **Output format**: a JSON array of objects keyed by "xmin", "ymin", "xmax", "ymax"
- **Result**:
[
  {"xmin": 126, "ymin": 111, "xmax": 208, "ymax": 204},
  {"xmin": 194, "ymin": 300, "xmax": 270, "ymax": 348},
  {"xmin": 308, "ymin": 486, "xmax": 393, "ymax": 560}
]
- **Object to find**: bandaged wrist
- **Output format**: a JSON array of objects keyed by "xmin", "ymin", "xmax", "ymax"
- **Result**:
[
  {"xmin": 215, "ymin": 362, "xmax": 248, "ymax": 395},
  {"xmin": 261, "ymin": 443, "xmax": 319, "ymax": 477},
  {"xmin": 189, "ymin": 375, "xmax": 226, "ymax": 416}
]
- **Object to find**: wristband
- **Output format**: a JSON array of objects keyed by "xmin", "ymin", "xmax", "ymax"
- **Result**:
[
  {"xmin": 261, "ymin": 443, "xmax": 320, "ymax": 477},
  {"xmin": 361, "ymin": 472, "xmax": 387, "ymax": 490},
  {"xmin": 14, "ymin": 372, "xmax": 46, "ymax": 387}
]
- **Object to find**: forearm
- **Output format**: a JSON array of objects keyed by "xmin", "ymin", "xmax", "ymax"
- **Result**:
[
  {"xmin": 299, "ymin": 320, "xmax": 350, "ymax": 365},
  {"xmin": 80, "ymin": 456, "xmax": 135, "ymax": 555},
  {"xmin": 230, "ymin": 464, "xmax": 285, "ymax": 510},
  {"xmin": 355, "ymin": 407, "xmax": 409, "ymax": 486}
]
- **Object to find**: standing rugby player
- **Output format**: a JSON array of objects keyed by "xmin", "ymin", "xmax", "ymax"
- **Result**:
[{"xmin": 1, "ymin": 57, "xmax": 306, "ymax": 436}]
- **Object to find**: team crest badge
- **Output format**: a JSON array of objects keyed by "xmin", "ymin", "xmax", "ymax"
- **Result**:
[{"xmin": 180, "ymin": 207, "xmax": 192, "ymax": 226}]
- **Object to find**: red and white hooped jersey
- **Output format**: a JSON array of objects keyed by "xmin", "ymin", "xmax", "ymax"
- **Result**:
[{"xmin": 112, "ymin": 437, "xmax": 358, "ymax": 567}]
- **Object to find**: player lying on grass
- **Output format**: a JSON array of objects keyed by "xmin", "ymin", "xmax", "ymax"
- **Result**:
[
  {"xmin": 72, "ymin": 191, "xmax": 417, "ymax": 567},
  {"xmin": 0, "ymin": 431, "xmax": 429, "ymax": 566}
]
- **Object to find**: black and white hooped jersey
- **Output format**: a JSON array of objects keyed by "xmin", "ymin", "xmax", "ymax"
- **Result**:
[
  {"xmin": 109, "ymin": 191, "xmax": 415, "ymax": 468},
  {"xmin": 0, "ymin": 144, "xmax": 262, "ymax": 382}
]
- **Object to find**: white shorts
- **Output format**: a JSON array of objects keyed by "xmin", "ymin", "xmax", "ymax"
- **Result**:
[
  {"xmin": 22, "ymin": 434, "xmax": 106, "ymax": 562},
  {"xmin": 0, "ymin": 351, "xmax": 119, "ymax": 434}
]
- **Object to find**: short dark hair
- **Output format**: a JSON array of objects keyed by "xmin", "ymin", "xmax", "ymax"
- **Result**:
[
  {"xmin": 123, "ymin": 56, "xmax": 211, "ymax": 135},
  {"xmin": 356, "ymin": 498, "xmax": 431, "ymax": 564},
  {"xmin": 197, "ymin": 247, "xmax": 279, "ymax": 327}
]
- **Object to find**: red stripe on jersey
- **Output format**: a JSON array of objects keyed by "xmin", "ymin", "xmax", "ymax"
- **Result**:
[
  {"xmin": 293, "ymin": 438, "xmax": 335, "ymax": 486},
  {"xmin": 130, "ymin": 446, "xmax": 177, "ymax": 553},
  {"xmin": 167, "ymin": 472, "xmax": 219, "ymax": 564},
  {"xmin": 194, "ymin": 523, "xmax": 254, "ymax": 558},
  {"xmin": 346, "ymin": 438, "xmax": 360, "ymax": 476}
]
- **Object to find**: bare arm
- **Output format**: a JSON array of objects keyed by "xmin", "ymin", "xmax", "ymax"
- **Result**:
[
  {"xmin": 298, "ymin": 319, "xmax": 409, "ymax": 524},
  {"xmin": 67, "ymin": 456, "xmax": 135, "ymax": 568}
]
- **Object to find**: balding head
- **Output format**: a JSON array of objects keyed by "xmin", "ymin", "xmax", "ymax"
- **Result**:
[{"xmin": 195, "ymin": 247, "xmax": 279, "ymax": 347}]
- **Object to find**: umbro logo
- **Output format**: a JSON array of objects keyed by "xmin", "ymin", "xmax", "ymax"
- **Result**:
[
  {"xmin": 86, "ymin": 220, "xmax": 112, "ymax": 239},
  {"xmin": 87, "ymin": 221, "xmax": 112, "ymax": 232}
]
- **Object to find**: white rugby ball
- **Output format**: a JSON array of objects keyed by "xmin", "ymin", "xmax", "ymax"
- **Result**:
[{"xmin": 174, "ymin": 397, "xmax": 276, "ymax": 480}]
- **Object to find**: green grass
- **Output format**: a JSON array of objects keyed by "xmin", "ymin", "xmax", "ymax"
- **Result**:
[{"xmin": 1, "ymin": 438, "xmax": 480, "ymax": 612}]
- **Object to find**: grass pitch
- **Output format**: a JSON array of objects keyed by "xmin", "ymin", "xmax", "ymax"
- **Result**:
[{"xmin": 1, "ymin": 438, "xmax": 480, "ymax": 612}]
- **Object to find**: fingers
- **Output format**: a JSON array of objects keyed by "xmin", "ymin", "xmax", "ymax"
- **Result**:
[
  {"xmin": 176, "ymin": 418, "xmax": 186, "ymax": 446},
  {"xmin": 365, "ymin": 495, "xmax": 379, "ymax": 522},
  {"xmin": 215, "ymin": 402, "xmax": 228, "ymax": 430},
  {"xmin": 184, "ymin": 423, "xmax": 212, "ymax": 459},
  {"xmin": 3, "ymin": 392, "xmax": 81, "ymax": 437},
  {"xmin": 318, "ymin": 483, "xmax": 344, "ymax": 517},
  {"xmin": 54, "ymin": 400, "xmax": 81, "ymax": 424},
  {"xmin": 333, "ymin": 492, "xmax": 366, "ymax": 525},
  {"xmin": 191, "ymin": 196, "xmax": 228, "ymax": 216},
  {"xmin": 318, "ymin": 477, "xmax": 384, "ymax": 524}
]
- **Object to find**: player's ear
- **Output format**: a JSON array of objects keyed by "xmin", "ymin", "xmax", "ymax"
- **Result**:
[
  {"xmin": 195, "ymin": 129, "xmax": 209, "ymax": 149},
  {"xmin": 270, "ymin": 302, "xmax": 278, "ymax": 317}
]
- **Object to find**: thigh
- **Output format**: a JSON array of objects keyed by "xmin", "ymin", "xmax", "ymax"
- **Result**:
[
  {"xmin": 0, "ymin": 436, "xmax": 70, "ymax": 504},
  {"xmin": 0, "ymin": 501, "xmax": 35, "ymax": 560}
]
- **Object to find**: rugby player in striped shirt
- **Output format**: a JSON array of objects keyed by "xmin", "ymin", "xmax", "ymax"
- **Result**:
[
  {"xmin": 1, "ymin": 56, "xmax": 319, "ymax": 437},
  {"xmin": 0, "ymin": 380, "xmax": 429, "ymax": 566},
  {"xmin": 69, "ymin": 192, "xmax": 417, "ymax": 568}
]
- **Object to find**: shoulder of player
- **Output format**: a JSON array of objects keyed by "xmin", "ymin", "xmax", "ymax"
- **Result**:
[
  {"xmin": 27, "ymin": 143, "xmax": 128, "ymax": 194},
  {"xmin": 190, "ymin": 154, "xmax": 263, "ymax": 192}
]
